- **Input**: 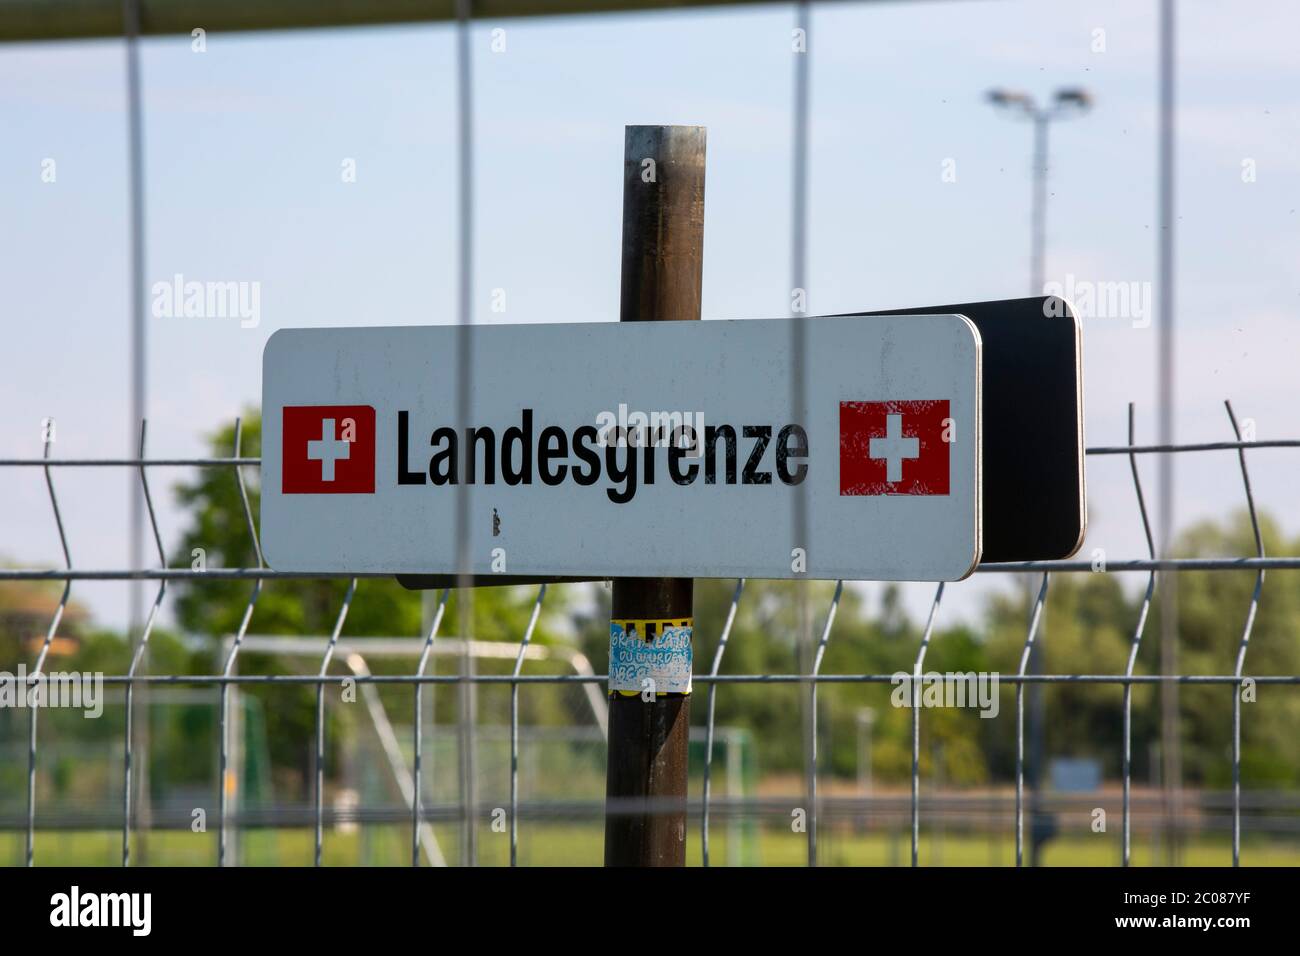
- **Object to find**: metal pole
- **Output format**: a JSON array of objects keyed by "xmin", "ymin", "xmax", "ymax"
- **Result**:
[
  {"xmin": 791, "ymin": 0, "xmax": 815, "ymax": 869},
  {"xmin": 857, "ymin": 708, "xmax": 873, "ymax": 796},
  {"xmin": 1029, "ymin": 112, "xmax": 1048, "ymax": 297},
  {"xmin": 1156, "ymin": 0, "xmax": 1181, "ymax": 866},
  {"xmin": 123, "ymin": 0, "xmax": 150, "ymax": 864},
  {"xmin": 1027, "ymin": 108, "xmax": 1049, "ymax": 867},
  {"xmin": 603, "ymin": 124, "xmax": 705, "ymax": 868},
  {"xmin": 453, "ymin": 0, "xmax": 478, "ymax": 868},
  {"xmin": 1028, "ymin": 612, "xmax": 1047, "ymax": 867}
]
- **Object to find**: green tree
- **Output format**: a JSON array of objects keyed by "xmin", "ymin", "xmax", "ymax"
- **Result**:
[
  {"xmin": 981, "ymin": 571, "xmax": 1150, "ymax": 781},
  {"xmin": 167, "ymin": 418, "xmax": 1300, "ymax": 797},
  {"xmin": 171, "ymin": 414, "xmax": 421, "ymax": 639},
  {"xmin": 1158, "ymin": 511, "xmax": 1300, "ymax": 787},
  {"xmin": 168, "ymin": 412, "xmax": 585, "ymax": 799}
]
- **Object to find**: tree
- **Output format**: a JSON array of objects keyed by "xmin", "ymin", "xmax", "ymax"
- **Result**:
[
  {"xmin": 168, "ymin": 419, "xmax": 1300, "ymax": 794},
  {"xmin": 168, "ymin": 412, "xmax": 584, "ymax": 799},
  {"xmin": 171, "ymin": 414, "xmax": 422, "ymax": 639},
  {"xmin": 1159, "ymin": 511, "xmax": 1300, "ymax": 787}
]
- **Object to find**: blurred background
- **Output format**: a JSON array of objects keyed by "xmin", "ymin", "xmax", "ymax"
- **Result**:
[{"xmin": 1, "ymin": 0, "xmax": 1298, "ymax": 865}]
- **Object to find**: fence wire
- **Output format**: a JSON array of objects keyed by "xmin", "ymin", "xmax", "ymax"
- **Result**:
[{"xmin": 2, "ymin": 401, "xmax": 1299, "ymax": 867}]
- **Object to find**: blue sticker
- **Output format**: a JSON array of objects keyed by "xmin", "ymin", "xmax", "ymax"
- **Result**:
[{"xmin": 609, "ymin": 619, "xmax": 693, "ymax": 695}]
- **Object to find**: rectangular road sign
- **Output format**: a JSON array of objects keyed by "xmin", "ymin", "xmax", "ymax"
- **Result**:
[
  {"xmin": 261, "ymin": 315, "xmax": 982, "ymax": 581},
  {"xmin": 859, "ymin": 297, "xmax": 1084, "ymax": 563}
]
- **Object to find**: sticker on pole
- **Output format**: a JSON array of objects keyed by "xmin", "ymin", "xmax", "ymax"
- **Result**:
[
  {"xmin": 609, "ymin": 618, "xmax": 694, "ymax": 696},
  {"xmin": 260, "ymin": 315, "xmax": 981, "ymax": 581}
]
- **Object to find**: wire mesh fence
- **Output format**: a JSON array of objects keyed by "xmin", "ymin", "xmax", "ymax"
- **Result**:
[
  {"xmin": 3, "ymin": 0, "xmax": 1264, "ymax": 873},
  {"xmin": 1, "ymin": 400, "xmax": 1298, "ymax": 867}
]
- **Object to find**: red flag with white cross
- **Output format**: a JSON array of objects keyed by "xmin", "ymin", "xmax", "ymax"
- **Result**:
[
  {"xmin": 281, "ymin": 405, "xmax": 376, "ymax": 494},
  {"xmin": 839, "ymin": 400, "xmax": 951, "ymax": 496}
]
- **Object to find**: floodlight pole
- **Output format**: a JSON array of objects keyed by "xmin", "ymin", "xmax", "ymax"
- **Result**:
[
  {"xmin": 604, "ymin": 125, "xmax": 705, "ymax": 867},
  {"xmin": 986, "ymin": 88, "xmax": 1092, "ymax": 295},
  {"xmin": 1029, "ymin": 112, "xmax": 1049, "ymax": 297}
]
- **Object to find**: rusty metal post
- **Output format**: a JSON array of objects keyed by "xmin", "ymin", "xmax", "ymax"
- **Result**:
[{"xmin": 604, "ymin": 125, "xmax": 705, "ymax": 867}]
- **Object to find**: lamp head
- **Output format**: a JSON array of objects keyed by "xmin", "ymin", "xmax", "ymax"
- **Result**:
[
  {"xmin": 986, "ymin": 88, "xmax": 1038, "ymax": 120},
  {"xmin": 987, "ymin": 88, "xmax": 1034, "ymax": 110},
  {"xmin": 1053, "ymin": 87, "xmax": 1093, "ymax": 114}
]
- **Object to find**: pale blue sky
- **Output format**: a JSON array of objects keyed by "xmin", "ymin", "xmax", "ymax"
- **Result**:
[{"xmin": 1, "ymin": 0, "xmax": 1297, "ymax": 633}]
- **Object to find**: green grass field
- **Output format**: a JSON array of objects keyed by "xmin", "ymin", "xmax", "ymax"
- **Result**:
[{"xmin": 5, "ymin": 826, "xmax": 1297, "ymax": 867}]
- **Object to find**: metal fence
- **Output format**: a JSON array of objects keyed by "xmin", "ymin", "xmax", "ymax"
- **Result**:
[
  {"xmin": 2, "ymin": 401, "xmax": 1299, "ymax": 867},
  {"xmin": 0, "ymin": 0, "xmax": 1243, "ymax": 870}
]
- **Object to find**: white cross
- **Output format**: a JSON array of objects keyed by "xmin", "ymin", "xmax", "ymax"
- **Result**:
[
  {"xmin": 869, "ymin": 413, "xmax": 919, "ymax": 483},
  {"xmin": 307, "ymin": 418, "xmax": 350, "ymax": 481}
]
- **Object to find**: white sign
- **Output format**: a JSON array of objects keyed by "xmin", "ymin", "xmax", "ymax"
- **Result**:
[{"xmin": 260, "ymin": 315, "xmax": 982, "ymax": 581}]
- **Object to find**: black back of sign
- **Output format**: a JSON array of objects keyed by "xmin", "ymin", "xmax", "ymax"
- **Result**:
[{"xmin": 857, "ymin": 296, "xmax": 1085, "ymax": 564}]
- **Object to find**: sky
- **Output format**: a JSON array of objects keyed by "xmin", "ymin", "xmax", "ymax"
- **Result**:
[{"xmin": 1, "ymin": 0, "xmax": 1297, "ymax": 636}]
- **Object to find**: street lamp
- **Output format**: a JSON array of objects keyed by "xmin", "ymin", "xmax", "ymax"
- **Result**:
[{"xmin": 986, "ymin": 87, "xmax": 1093, "ymax": 295}]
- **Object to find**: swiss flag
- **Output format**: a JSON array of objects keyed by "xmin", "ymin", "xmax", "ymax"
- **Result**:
[
  {"xmin": 282, "ymin": 405, "xmax": 376, "ymax": 494},
  {"xmin": 839, "ymin": 400, "xmax": 951, "ymax": 496}
]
